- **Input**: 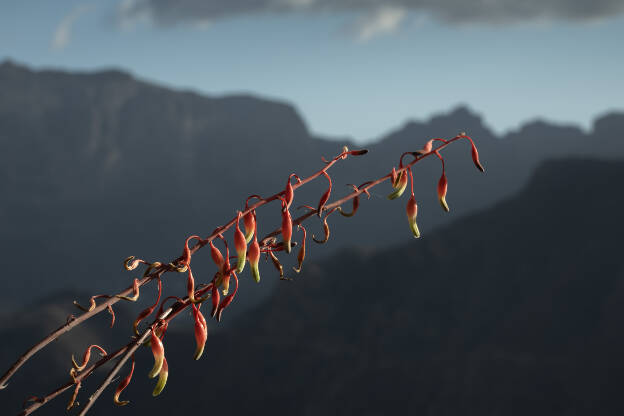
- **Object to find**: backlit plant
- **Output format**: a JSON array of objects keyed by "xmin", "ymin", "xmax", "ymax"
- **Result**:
[{"xmin": 1, "ymin": 134, "xmax": 484, "ymax": 416}]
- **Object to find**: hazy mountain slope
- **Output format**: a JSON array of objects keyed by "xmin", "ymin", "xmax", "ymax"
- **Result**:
[{"xmin": 2, "ymin": 157, "xmax": 623, "ymax": 416}]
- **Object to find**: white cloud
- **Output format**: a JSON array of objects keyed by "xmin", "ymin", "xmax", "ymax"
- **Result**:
[
  {"xmin": 51, "ymin": 4, "xmax": 92, "ymax": 51},
  {"xmin": 353, "ymin": 6, "xmax": 407, "ymax": 41}
]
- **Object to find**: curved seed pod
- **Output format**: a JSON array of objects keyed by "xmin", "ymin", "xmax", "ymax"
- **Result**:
[
  {"xmin": 293, "ymin": 225, "xmax": 307, "ymax": 273},
  {"xmin": 123, "ymin": 256, "xmax": 146, "ymax": 271},
  {"xmin": 180, "ymin": 235, "xmax": 200, "ymax": 268},
  {"xmin": 192, "ymin": 304, "xmax": 208, "ymax": 360},
  {"xmin": 186, "ymin": 267, "xmax": 198, "ymax": 303},
  {"xmin": 234, "ymin": 212, "xmax": 247, "ymax": 274},
  {"xmin": 148, "ymin": 331, "xmax": 165, "ymax": 379},
  {"xmin": 313, "ymin": 220, "xmax": 330, "ymax": 244},
  {"xmin": 339, "ymin": 183, "xmax": 367, "ymax": 217},
  {"xmin": 216, "ymin": 272, "xmax": 239, "ymax": 322},
  {"xmin": 71, "ymin": 345, "xmax": 107, "ymax": 372},
  {"xmin": 107, "ymin": 304, "xmax": 116, "ymax": 328},
  {"xmin": 469, "ymin": 140, "xmax": 485, "ymax": 172},
  {"xmin": 388, "ymin": 170, "xmax": 408, "ymax": 200},
  {"xmin": 133, "ymin": 278, "xmax": 162, "ymax": 336},
  {"xmin": 269, "ymin": 251, "xmax": 285, "ymax": 280},
  {"xmin": 406, "ymin": 195, "xmax": 420, "ymax": 238},
  {"xmin": 248, "ymin": 231, "xmax": 261, "ymax": 283},
  {"xmin": 113, "ymin": 355, "xmax": 135, "ymax": 406},
  {"xmin": 243, "ymin": 211, "xmax": 256, "ymax": 244},
  {"xmin": 209, "ymin": 240, "xmax": 224, "ymax": 270},
  {"xmin": 438, "ymin": 172, "xmax": 449, "ymax": 212},
  {"xmin": 313, "ymin": 207, "xmax": 338, "ymax": 244},
  {"xmin": 220, "ymin": 238, "xmax": 232, "ymax": 295},
  {"xmin": 116, "ymin": 278, "xmax": 140, "ymax": 302},
  {"xmin": 211, "ymin": 279, "xmax": 220, "ymax": 318},
  {"xmin": 278, "ymin": 196, "xmax": 293, "ymax": 253},
  {"xmin": 338, "ymin": 196, "xmax": 358, "ymax": 217},
  {"xmin": 152, "ymin": 357, "xmax": 169, "ymax": 397},
  {"xmin": 317, "ymin": 171, "xmax": 332, "ymax": 217},
  {"xmin": 284, "ymin": 173, "xmax": 300, "ymax": 209}
]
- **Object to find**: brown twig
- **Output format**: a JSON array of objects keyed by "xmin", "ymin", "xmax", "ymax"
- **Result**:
[{"xmin": 5, "ymin": 136, "xmax": 482, "ymax": 415}]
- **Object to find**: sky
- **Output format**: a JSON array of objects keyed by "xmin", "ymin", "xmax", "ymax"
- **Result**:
[{"xmin": 1, "ymin": 0, "xmax": 623, "ymax": 143}]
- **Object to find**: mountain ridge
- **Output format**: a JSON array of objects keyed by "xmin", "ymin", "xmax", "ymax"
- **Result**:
[{"xmin": 1, "ymin": 59, "xmax": 623, "ymax": 311}]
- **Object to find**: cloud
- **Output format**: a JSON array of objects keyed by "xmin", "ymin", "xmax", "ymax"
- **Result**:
[
  {"xmin": 353, "ymin": 7, "xmax": 407, "ymax": 41},
  {"xmin": 51, "ymin": 4, "xmax": 92, "ymax": 51},
  {"xmin": 119, "ymin": 0, "xmax": 624, "ymax": 29}
]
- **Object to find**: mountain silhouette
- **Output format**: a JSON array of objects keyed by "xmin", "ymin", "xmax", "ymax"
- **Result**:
[{"xmin": 1, "ymin": 59, "xmax": 623, "ymax": 314}]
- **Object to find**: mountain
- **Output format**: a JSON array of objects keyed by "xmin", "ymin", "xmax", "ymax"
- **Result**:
[
  {"xmin": 1, "ymin": 59, "xmax": 623, "ymax": 311},
  {"xmin": 2, "ymin": 157, "xmax": 623, "ymax": 415}
]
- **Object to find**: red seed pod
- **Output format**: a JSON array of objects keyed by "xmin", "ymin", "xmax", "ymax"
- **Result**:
[
  {"xmin": 152, "ymin": 357, "xmax": 168, "ymax": 397},
  {"xmin": 248, "ymin": 231, "xmax": 261, "ymax": 283},
  {"xmin": 243, "ymin": 211, "xmax": 256, "ymax": 244},
  {"xmin": 209, "ymin": 240, "xmax": 224, "ymax": 269},
  {"xmin": 132, "ymin": 279, "xmax": 162, "ymax": 336},
  {"xmin": 278, "ymin": 196, "xmax": 293, "ymax": 253},
  {"xmin": 186, "ymin": 267, "xmax": 197, "ymax": 303},
  {"xmin": 390, "ymin": 167, "xmax": 398, "ymax": 185},
  {"xmin": 293, "ymin": 225, "xmax": 307, "ymax": 273},
  {"xmin": 107, "ymin": 304, "xmax": 116, "ymax": 328},
  {"xmin": 234, "ymin": 212, "xmax": 247, "ymax": 274},
  {"xmin": 113, "ymin": 355, "xmax": 135, "ymax": 406},
  {"xmin": 348, "ymin": 149, "xmax": 368, "ymax": 156},
  {"xmin": 180, "ymin": 235, "xmax": 200, "ymax": 269},
  {"xmin": 192, "ymin": 304, "xmax": 207, "ymax": 360},
  {"xmin": 406, "ymin": 195, "xmax": 420, "ymax": 238},
  {"xmin": 317, "ymin": 171, "xmax": 332, "ymax": 217},
  {"xmin": 282, "ymin": 174, "xmax": 300, "ymax": 209},
  {"xmin": 211, "ymin": 281, "xmax": 220, "ymax": 318},
  {"xmin": 148, "ymin": 330, "xmax": 165, "ymax": 379},
  {"xmin": 216, "ymin": 272, "xmax": 239, "ymax": 322},
  {"xmin": 438, "ymin": 172, "xmax": 449, "ymax": 212},
  {"xmin": 471, "ymin": 142, "xmax": 485, "ymax": 172}
]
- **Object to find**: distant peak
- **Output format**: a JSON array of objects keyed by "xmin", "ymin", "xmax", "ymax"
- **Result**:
[
  {"xmin": 430, "ymin": 105, "xmax": 483, "ymax": 125},
  {"xmin": 593, "ymin": 111, "xmax": 624, "ymax": 136},
  {"xmin": 0, "ymin": 59, "xmax": 30, "ymax": 73}
]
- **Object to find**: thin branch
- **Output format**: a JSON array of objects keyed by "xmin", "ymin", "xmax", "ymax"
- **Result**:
[
  {"xmin": 8, "ymin": 136, "xmax": 478, "ymax": 415},
  {"xmin": 76, "ymin": 328, "xmax": 153, "ymax": 416},
  {"xmin": 19, "ymin": 344, "xmax": 131, "ymax": 416},
  {"xmin": 0, "ymin": 272, "xmax": 162, "ymax": 390}
]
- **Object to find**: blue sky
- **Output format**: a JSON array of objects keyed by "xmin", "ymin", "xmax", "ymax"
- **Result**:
[{"xmin": 1, "ymin": 0, "xmax": 623, "ymax": 142}]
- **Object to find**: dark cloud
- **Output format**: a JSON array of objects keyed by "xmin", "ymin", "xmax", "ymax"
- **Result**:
[{"xmin": 119, "ymin": 0, "xmax": 624, "ymax": 26}]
